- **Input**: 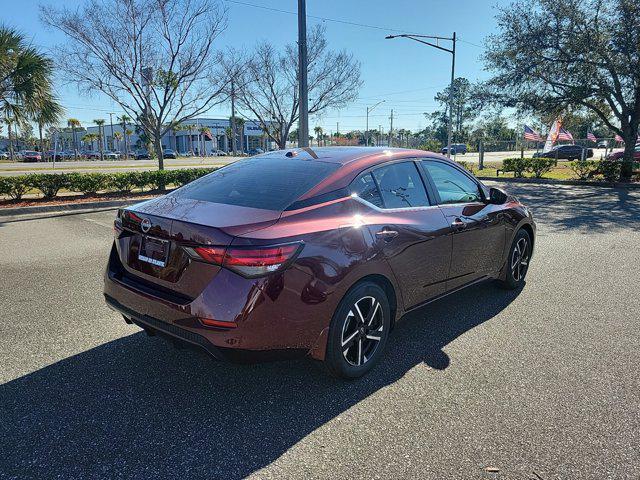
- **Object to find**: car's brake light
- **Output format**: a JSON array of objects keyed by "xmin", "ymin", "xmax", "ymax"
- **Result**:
[
  {"xmin": 192, "ymin": 246, "xmax": 226, "ymax": 264},
  {"xmin": 185, "ymin": 243, "xmax": 303, "ymax": 278}
]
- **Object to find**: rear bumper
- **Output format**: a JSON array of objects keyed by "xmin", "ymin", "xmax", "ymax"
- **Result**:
[
  {"xmin": 104, "ymin": 293, "xmax": 308, "ymax": 363},
  {"xmin": 103, "ymin": 242, "xmax": 333, "ymax": 362},
  {"xmin": 104, "ymin": 293, "xmax": 228, "ymax": 360}
]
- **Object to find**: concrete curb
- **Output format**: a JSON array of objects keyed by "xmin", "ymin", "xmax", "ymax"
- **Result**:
[
  {"xmin": 477, "ymin": 176, "xmax": 640, "ymax": 189},
  {"xmin": 0, "ymin": 198, "xmax": 150, "ymax": 223}
]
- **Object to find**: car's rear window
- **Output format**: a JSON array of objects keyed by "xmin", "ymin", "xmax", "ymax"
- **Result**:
[{"xmin": 173, "ymin": 157, "xmax": 341, "ymax": 211}]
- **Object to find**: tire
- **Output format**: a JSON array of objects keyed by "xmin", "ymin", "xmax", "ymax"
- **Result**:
[
  {"xmin": 499, "ymin": 228, "xmax": 532, "ymax": 289},
  {"xmin": 324, "ymin": 281, "xmax": 391, "ymax": 379}
]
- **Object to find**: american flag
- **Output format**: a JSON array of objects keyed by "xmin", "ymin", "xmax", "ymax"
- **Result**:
[
  {"xmin": 615, "ymin": 134, "xmax": 624, "ymax": 143},
  {"xmin": 523, "ymin": 125, "xmax": 542, "ymax": 141},
  {"xmin": 558, "ymin": 128, "xmax": 574, "ymax": 141},
  {"xmin": 587, "ymin": 132, "xmax": 597, "ymax": 143}
]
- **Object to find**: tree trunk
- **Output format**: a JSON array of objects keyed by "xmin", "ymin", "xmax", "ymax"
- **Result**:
[
  {"xmin": 621, "ymin": 132, "xmax": 636, "ymax": 181},
  {"xmin": 99, "ymin": 126, "xmax": 104, "ymax": 161},
  {"xmin": 8, "ymin": 123, "xmax": 14, "ymax": 161},
  {"xmin": 39, "ymin": 123, "xmax": 44, "ymax": 160},
  {"xmin": 154, "ymin": 128, "xmax": 164, "ymax": 171},
  {"xmin": 73, "ymin": 127, "xmax": 78, "ymax": 160}
]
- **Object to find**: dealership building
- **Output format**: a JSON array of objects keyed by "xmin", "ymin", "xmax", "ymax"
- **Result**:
[{"xmin": 55, "ymin": 118, "xmax": 271, "ymax": 154}]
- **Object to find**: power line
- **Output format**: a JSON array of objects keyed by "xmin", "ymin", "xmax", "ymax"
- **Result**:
[{"xmin": 224, "ymin": 0, "xmax": 432, "ymax": 36}]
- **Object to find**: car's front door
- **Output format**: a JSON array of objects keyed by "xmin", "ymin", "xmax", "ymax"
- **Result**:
[
  {"xmin": 420, "ymin": 159, "xmax": 506, "ymax": 291},
  {"xmin": 351, "ymin": 161, "xmax": 451, "ymax": 308}
]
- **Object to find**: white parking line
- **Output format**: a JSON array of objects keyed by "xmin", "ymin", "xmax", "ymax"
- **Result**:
[{"xmin": 84, "ymin": 217, "xmax": 113, "ymax": 229}]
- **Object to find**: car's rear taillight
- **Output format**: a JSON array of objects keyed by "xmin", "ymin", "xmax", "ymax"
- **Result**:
[
  {"xmin": 185, "ymin": 242, "xmax": 303, "ymax": 278},
  {"xmin": 114, "ymin": 210, "xmax": 124, "ymax": 237}
]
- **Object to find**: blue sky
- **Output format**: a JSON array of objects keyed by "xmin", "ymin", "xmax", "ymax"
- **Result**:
[{"xmin": 7, "ymin": 0, "xmax": 508, "ymax": 133}]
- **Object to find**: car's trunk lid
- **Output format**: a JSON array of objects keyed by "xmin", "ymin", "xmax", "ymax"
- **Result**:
[{"xmin": 116, "ymin": 195, "xmax": 282, "ymax": 299}]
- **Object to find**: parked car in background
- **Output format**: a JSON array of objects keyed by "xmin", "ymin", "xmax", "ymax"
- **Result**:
[
  {"xmin": 135, "ymin": 150, "xmax": 149, "ymax": 160},
  {"xmin": 248, "ymin": 148, "xmax": 264, "ymax": 156},
  {"xmin": 103, "ymin": 151, "xmax": 120, "ymax": 160},
  {"xmin": 441, "ymin": 143, "xmax": 467, "ymax": 155},
  {"xmin": 597, "ymin": 140, "xmax": 608, "ymax": 149},
  {"xmin": 22, "ymin": 151, "xmax": 42, "ymax": 162},
  {"xmin": 84, "ymin": 151, "xmax": 100, "ymax": 159},
  {"xmin": 606, "ymin": 144, "xmax": 640, "ymax": 161},
  {"xmin": 0, "ymin": 152, "xmax": 9, "ymax": 160},
  {"xmin": 212, "ymin": 149, "xmax": 227, "ymax": 156},
  {"xmin": 533, "ymin": 144, "xmax": 593, "ymax": 160},
  {"xmin": 104, "ymin": 147, "xmax": 536, "ymax": 378},
  {"xmin": 163, "ymin": 148, "xmax": 177, "ymax": 159}
]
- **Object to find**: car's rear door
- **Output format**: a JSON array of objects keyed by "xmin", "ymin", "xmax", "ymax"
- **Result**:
[
  {"xmin": 420, "ymin": 159, "xmax": 506, "ymax": 291},
  {"xmin": 351, "ymin": 160, "xmax": 451, "ymax": 308}
]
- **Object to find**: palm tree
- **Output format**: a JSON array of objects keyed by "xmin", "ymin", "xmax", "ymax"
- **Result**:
[
  {"xmin": 93, "ymin": 119, "xmax": 105, "ymax": 160},
  {"xmin": 118, "ymin": 114, "xmax": 131, "ymax": 158},
  {"xmin": 113, "ymin": 131, "xmax": 123, "ymax": 152},
  {"xmin": 67, "ymin": 118, "xmax": 81, "ymax": 160},
  {"xmin": 82, "ymin": 133, "xmax": 98, "ymax": 154},
  {"xmin": 199, "ymin": 127, "xmax": 211, "ymax": 156},
  {"xmin": 1, "ymin": 26, "xmax": 58, "ymax": 161},
  {"xmin": 314, "ymin": 126, "xmax": 323, "ymax": 146},
  {"xmin": 125, "ymin": 129, "xmax": 134, "ymax": 155},
  {"xmin": 34, "ymin": 99, "xmax": 63, "ymax": 159}
]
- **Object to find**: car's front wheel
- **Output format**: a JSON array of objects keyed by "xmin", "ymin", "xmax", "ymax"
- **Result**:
[
  {"xmin": 499, "ymin": 229, "xmax": 532, "ymax": 289},
  {"xmin": 324, "ymin": 281, "xmax": 391, "ymax": 379}
]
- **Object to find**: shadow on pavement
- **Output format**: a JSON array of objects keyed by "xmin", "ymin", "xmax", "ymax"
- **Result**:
[
  {"xmin": 496, "ymin": 182, "xmax": 640, "ymax": 232},
  {"xmin": 0, "ymin": 282, "xmax": 521, "ymax": 479}
]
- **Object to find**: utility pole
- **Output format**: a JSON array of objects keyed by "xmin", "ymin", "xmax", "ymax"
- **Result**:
[
  {"xmin": 447, "ymin": 32, "xmax": 456, "ymax": 159},
  {"xmin": 108, "ymin": 113, "xmax": 115, "ymax": 151},
  {"xmin": 230, "ymin": 78, "xmax": 237, "ymax": 155},
  {"xmin": 297, "ymin": 0, "xmax": 309, "ymax": 147},
  {"xmin": 389, "ymin": 110, "xmax": 394, "ymax": 147},
  {"xmin": 386, "ymin": 32, "xmax": 456, "ymax": 158}
]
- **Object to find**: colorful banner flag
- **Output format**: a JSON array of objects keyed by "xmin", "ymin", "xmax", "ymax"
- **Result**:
[
  {"xmin": 587, "ymin": 132, "xmax": 597, "ymax": 143},
  {"xmin": 543, "ymin": 119, "xmax": 562, "ymax": 153}
]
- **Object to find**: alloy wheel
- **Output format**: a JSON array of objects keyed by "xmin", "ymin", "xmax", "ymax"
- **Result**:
[
  {"xmin": 340, "ymin": 296, "xmax": 384, "ymax": 366},
  {"xmin": 511, "ymin": 237, "xmax": 530, "ymax": 282}
]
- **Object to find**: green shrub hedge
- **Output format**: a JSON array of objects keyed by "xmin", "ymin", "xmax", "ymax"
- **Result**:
[
  {"xmin": 569, "ymin": 159, "xmax": 598, "ymax": 180},
  {"xmin": 502, "ymin": 157, "xmax": 531, "ymax": 177},
  {"xmin": 0, "ymin": 168, "xmax": 217, "ymax": 201}
]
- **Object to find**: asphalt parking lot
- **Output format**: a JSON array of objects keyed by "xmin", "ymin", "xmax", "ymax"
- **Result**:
[{"xmin": 1, "ymin": 181, "xmax": 639, "ymax": 479}]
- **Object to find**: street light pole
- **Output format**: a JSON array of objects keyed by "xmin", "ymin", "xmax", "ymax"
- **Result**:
[
  {"xmin": 297, "ymin": 0, "xmax": 309, "ymax": 147},
  {"xmin": 386, "ymin": 32, "xmax": 457, "ymax": 158},
  {"xmin": 366, "ymin": 100, "xmax": 385, "ymax": 146}
]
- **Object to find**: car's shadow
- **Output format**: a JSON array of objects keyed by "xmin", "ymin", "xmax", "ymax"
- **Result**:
[{"xmin": 0, "ymin": 282, "xmax": 521, "ymax": 479}]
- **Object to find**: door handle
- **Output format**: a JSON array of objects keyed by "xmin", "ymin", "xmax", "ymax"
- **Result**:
[
  {"xmin": 375, "ymin": 229, "xmax": 399, "ymax": 241},
  {"xmin": 451, "ymin": 218, "xmax": 466, "ymax": 230}
]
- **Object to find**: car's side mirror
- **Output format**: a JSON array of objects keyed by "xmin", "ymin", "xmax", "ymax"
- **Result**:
[{"xmin": 488, "ymin": 187, "xmax": 508, "ymax": 205}]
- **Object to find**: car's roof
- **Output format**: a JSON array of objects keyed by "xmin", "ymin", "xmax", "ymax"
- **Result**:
[
  {"xmin": 255, "ymin": 146, "xmax": 452, "ymax": 201},
  {"xmin": 257, "ymin": 146, "xmax": 445, "ymax": 165}
]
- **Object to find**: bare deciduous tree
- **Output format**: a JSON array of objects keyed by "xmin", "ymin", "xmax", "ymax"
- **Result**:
[
  {"xmin": 41, "ymin": 0, "xmax": 228, "ymax": 169},
  {"xmin": 232, "ymin": 25, "xmax": 362, "ymax": 149}
]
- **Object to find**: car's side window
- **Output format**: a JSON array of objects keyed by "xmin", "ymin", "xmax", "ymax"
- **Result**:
[
  {"xmin": 370, "ymin": 162, "xmax": 430, "ymax": 208},
  {"xmin": 421, "ymin": 161, "xmax": 482, "ymax": 204},
  {"xmin": 350, "ymin": 172, "xmax": 384, "ymax": 208}
]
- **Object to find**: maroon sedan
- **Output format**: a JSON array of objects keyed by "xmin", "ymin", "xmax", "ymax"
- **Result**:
[{"xmin": 104, "ymin": 147, "xmax": 535, "ymax": 378}]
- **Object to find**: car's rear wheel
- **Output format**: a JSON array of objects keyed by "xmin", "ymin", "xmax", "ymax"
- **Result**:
[
  {"xmin": 324, "ymin": 281, "xmax": 390, "ymax": 379},
  {"xmin": 499, "ymin": 229, "xmax": 532, "ymax": 289}
]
